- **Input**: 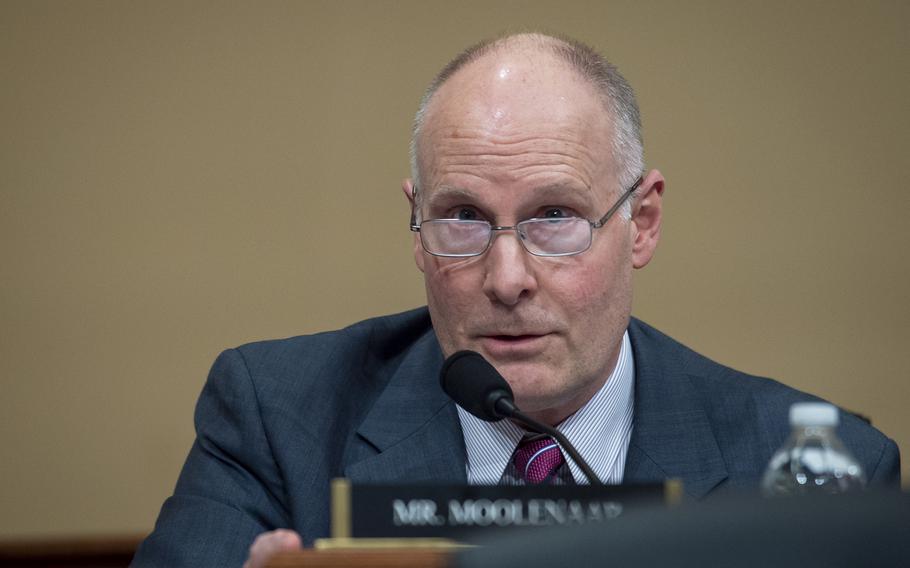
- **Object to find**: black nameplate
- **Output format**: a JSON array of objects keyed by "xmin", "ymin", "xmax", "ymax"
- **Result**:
[{"xmin": 331, "ymin": 479, "xmax": 677, "ymax": 541}]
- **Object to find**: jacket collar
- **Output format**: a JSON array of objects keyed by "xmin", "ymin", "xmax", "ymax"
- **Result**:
[
  {"xmin": 623, "ymin": 318, "xmax": 729, "ymax": 499},
  {"xmin": 345, "ymin": 328, "xmax": 467, "ymax": 484}
]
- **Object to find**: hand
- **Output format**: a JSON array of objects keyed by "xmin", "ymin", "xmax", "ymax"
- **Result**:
[{"xmin": 242, "ymin": 529, "xmax": 302, "ymax": 568}]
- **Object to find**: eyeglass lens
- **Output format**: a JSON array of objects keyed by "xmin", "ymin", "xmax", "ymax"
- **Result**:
[{"xmin": 420, "ymin": 217, "xmax": 592, "ymax": 256}]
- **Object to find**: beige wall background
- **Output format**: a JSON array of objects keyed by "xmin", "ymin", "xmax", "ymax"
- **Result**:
[{"xmin": 1, "ymin": 0, "xmax": 907, "ymax": 538}]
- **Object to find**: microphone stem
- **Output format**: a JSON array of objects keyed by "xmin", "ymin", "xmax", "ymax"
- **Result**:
[{"xmin": 508, "ymin": 407, "xmax": 603, "ymax": 486}]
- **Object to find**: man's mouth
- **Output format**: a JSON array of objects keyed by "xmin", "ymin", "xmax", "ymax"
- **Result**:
[{"xmin": 478, "ymin": 333, "xmax": 550, "ymax": 358}]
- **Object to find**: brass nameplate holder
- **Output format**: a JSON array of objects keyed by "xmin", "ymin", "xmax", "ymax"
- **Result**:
[{"xmin": 315, "ymin": 478, "xmax": 681, "ymax": 549}]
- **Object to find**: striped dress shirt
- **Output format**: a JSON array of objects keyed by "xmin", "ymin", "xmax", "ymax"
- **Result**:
[{"xmin": 456, "ymin": 331, "xmax": 635, "ymax": 485}]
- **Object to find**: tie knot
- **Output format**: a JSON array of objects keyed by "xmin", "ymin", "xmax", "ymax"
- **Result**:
[{"xmin": 512, "ymin": 436, "xmax": 565, "ymax": 484}]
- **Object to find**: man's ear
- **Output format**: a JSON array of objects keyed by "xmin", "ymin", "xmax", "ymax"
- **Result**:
[
  {"xmin": 401, "ymin": 178, "xmax": 416, "ymax": 207},
  {"xmin": 631, "ymin": 169, "xmax": 665, "ymax": 269},
  {"xmin": 402, "ymin": 178, "xmax": 425, "ymax": 272}
]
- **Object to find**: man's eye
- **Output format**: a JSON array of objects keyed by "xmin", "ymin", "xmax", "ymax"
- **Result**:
[
  {"xmin": 542, "ymin": 207, "xmax": 570, "ymax": 219},
  {"xmin": 455, "ymin": 208, "xmax": 480, "ymax": 220}
]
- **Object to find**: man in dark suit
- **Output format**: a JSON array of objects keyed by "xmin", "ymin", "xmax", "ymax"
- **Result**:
[{"xmin": 132, "ymin": 33, "xmax": 900, "ymax": 568}]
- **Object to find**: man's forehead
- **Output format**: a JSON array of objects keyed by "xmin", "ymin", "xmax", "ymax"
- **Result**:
[
  {"xmin": 414, "ymin": 42, "xmax": 617, "ymax": 204},
  {"xmin": 424, "ymin": 49, "xmax": 601, "ymax": 127}
]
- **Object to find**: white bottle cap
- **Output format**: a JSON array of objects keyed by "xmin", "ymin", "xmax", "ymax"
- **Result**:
[{"xmin": 789, "ymin": 402, "xmax": 839, "ymax": 427}]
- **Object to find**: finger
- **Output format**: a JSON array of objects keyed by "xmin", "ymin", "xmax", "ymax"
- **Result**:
[
  {"xmin": 243, "ymin": 530, "xmax": 302, "ymax": 568},
  {"xmin": 244, "ymin": 531, "xmax": 293, "ymax": 568}
]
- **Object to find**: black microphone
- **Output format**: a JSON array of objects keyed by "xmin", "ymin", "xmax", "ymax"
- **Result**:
[{"xmin": 440, "ymin": 350, "xmax": 602, "ymax": 485}]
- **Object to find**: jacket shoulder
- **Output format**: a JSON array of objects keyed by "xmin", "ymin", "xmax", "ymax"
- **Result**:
[
  {"xmin": 628, "ymin": 318, "xmax": 900, "ymax": 486},
  {"xmin": 231, "ymin": 306, "xmax": 434, "ymax": 387}
]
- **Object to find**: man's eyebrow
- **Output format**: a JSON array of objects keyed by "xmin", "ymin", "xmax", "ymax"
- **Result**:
[
  {"xmin": 424, "ymin": 185, "xmax": 476, "ymax": 204},
  {"xmin": 424, "ymin": 182, "xmax": 593, "ymax": 204},
  {"xmin": 529, "ymin": 183, "xmax": 594, "ymax": 200}
]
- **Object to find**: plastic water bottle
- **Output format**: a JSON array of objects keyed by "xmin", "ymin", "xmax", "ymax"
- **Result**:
[{"xmin": 761, "ymin": 402, "xmax": 866, "ymax": 496}]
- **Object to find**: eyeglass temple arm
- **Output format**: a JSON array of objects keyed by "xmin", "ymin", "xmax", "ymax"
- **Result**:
[
  {"xmin": 591, "ymin": 176, "xmax": 643, "ymax": 228},
  {"xmin": 409, "ymin": 186, "xmax": 420, "ymax": 231}
]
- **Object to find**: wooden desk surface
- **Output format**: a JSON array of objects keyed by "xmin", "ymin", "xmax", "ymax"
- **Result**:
[{"xmin": 268, "ymin": 548, "xmax": 453, "ymax": 568}]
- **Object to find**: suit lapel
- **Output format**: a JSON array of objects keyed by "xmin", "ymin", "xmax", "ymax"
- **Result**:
[
  {"xmin": 624, "ymin": 320, "xmax": 729, "ymax": 499},
  {"xmin": 345, "ymin": 331, "xmax": 467, "ymax": 484}
]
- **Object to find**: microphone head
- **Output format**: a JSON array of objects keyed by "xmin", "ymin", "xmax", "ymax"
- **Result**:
[{"xmin": 440, "ymin": 350, "xmax": 514, "ymax": 422}]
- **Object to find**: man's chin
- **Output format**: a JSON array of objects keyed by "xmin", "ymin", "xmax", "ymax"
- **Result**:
[
  {"xmin": 498, "ymin": 369, "xmax": 566, "ymax": 408},
  {"xmin": 489, "ymin": 357, "xmax": 551, "ymax": 382}
]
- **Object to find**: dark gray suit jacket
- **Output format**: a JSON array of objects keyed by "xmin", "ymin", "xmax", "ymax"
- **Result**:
[{"xmin": 132, "ymin": 308, "xmax": 900, "ymax": 567}]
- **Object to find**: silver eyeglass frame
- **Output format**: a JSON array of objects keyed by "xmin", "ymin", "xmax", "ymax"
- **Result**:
[{"xmin": 408, "ymin": 176, "xmax": 644, "ymax": 258}]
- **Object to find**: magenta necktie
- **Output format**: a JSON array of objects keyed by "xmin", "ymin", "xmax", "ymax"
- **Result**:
[{"xmin": 512, "ymin": 436, "xmax": 565, "ymax": 484}]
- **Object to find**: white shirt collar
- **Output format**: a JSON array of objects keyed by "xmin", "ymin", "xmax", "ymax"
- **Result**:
[{"xmin": 456, "ymin": 330, "xmax": 635, "ymax": 484}]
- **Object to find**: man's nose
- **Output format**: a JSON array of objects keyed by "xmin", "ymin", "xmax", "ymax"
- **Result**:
[{"xmin": 481, "ymin": 230, "xmax": 538, "ymax": 306}]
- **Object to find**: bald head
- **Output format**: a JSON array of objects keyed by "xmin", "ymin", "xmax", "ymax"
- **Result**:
[{"xmin": 410, "ymin": 33, "xmax": 643, "ymax": 204}]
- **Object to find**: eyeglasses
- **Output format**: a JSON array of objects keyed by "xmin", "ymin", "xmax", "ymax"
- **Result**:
[{"xmin": 409, "ymin": 177, "xmax": 643, "ymax": 257}]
